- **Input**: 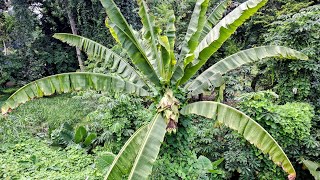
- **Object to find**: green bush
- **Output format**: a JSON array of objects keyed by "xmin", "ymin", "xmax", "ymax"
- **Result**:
[
  {"xmin": 238, "ymin": 91, "xmax": 317, "ymax": 178},
  {"xmin": 238, "ymin": 91, "xmax": 314, "ymax": 147},
  {"xmin": 174, "ymin": 91, "xmax": 316, "ymax": 179},
  {"xmin": 0, "ymin": 54, "xmax": 23, "ymax": 86},
  {"xmin": 188, "ymin": 113, "xmax": 286, "ymax": 179},
  {"xmin": 73, "ymin": 90, "xmax": 153, "ymax": 152},
  {"xmin": 151, "ymin": 116, "xmax": 220, "ymax": 179},
  {"xmin": 263, "ymin": 5, "xmax": 320, "ymax": 108}
]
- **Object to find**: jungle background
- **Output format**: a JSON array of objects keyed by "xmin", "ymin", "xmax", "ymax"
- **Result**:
[{"xmin": 0, "ymin": 0, "xmax": 319, "ymax": 179}]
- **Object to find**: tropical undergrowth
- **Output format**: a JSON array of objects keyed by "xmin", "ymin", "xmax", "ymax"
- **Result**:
[
  {"xmin": 0, "ymin": 90, "xmax": 152, "ymax": 179},
  {"xmin": 151, "ymin": 90, "xmax": 316, "ymax": 179},
  {"xmin": 0, "ymin": 88, "xmax": 317, "ymax": 179}
]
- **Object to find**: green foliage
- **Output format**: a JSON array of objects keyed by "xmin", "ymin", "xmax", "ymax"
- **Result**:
[
  {"xmin": 198, "ymin": 156, "xmax": 225, "ymax": 177},
  {"xmin": 77, "ymin": 91, "xmax": 153, "ymax": 152},
  {"xmin": 2, "ymin": 0, "xmax": 311, "ymax": 178},
  {"xmin": 0, "ymin": 11, "xmax": 15, "ymax": 48},
  {"xmin": 151, "ymin": 115, "xmax": 227, "ymax": 179},
  {"xmin": 0, "ymin": 138, "xmax": 100, "ymax": 179},
  {"xmin": 95, "ymin": 152, "xmax": 116, "ymax": 176},
  {"xmin": 238, "ymin": 91, "xmax": 314, "ymax": 147},
  {"xmin": 50, "ymin": 123, "xmax": 74, "ymax": 146},
  {"xmin": 0, "ymin": 54, "xmax": 21, "ymax": 85},
  {"xmin": 302, "ymin": 159, "xmax": 320, "ymax": 180},
  {"xmin": 0, "ymin": 90, "xmax": 152, "ymax": 178},
  {"xmin": 0, "ymin": 93, "xmax": 97, "ymax": 143},
  {"xmin": 147, "ymin": 0, "xmax": 195, "ymax": 45},
  {"xmin": 151, "ymin": 116, "xmax": 205, "ymax": 179},
  {"xmin": 262, "ymin": 5, "xmax": 320, "ymax": 108},
  {"xmin": 272, "ymin": 103, "xmax": 314, "ymax": 141},
  {"xmin": 74, "ymin": 126, "xmax": 88, "ymax": 143},
  {"xmin": 238, "ymin": 91, "xmax": 318, "ymax": 178},
  {"xmin": 181, "ymin": 90, "xmax": 317, "ymax": 179},
  {"xmin": 188, "ymin": 108, "xmax": 287, "ymax": 179},
  {"xmin": 50, "ymin": 124, "xmax": 97, "ymax": 148}
]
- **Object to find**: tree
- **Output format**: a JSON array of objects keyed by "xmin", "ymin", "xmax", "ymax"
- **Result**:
[
  {"xmin": 1, "ymin": 0, "xmax": 309, "ymax": 179},
  {"xmin": 0, "ymin": 11, "xmax": 15, "ymax": 55},
  {"xmin": 59, "ymin": 0, "xmax": 84, "ymax": 71}
]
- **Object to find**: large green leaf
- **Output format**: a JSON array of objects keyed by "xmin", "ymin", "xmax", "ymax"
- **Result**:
[
  {"xmin": 197, "ymin": 155, "xmax": 212, "ymax": 171},
  {"xmin": 105, "ymin": 114, "xmax": 166, "ymax": 179},
  {"xmin": 302, "ymin": 159, "xmax": 320, "ymax": 180},
  {"xmin": 181, "ymin": 101, "xmax": 296, "ymax": 178},
  {"xmin": 83, "ymin": 133, "xmax": 97, "ymax": 146},
  {"xmin": 137, "ymin": 0, "xmax": 163, "ymax": 78},
  {"xmin": 200, "ymin": 0, "xmax": 230, "ymax": 41},
  {"xmin": 164, "ymin": 13, "xmax": 176, "ymax": 82},
  {"xmin": 186, "ymin": 46, "xmax": 308, "ymax": 95},
  {"xmin": 53, "ymin": 33, "xmax": 147, "ymax": 88},
  {"xmin": 158, "ymin": 36, "xmax": 171, "ymax": 82},
  {"xmin": 128, "ymin": 113, "xmax": 166, "ymax": 179},
  {"xmin": 96, "ymin": 153, "xmax": 116, "ymax": 175},
  {"xmin": 179, "ymin": 0, "xmax": 268, "ymax": 85},
  {"xmin": 1, "ymin": 72, "xmax": 150, "ymax": 114},
  {"xmin": 100, "ymin": 0, "xmax": 160, "ymax": 86},
  {"xmin": 105, "ymin": 125, "xmax": 148, "ymax": 179},
  {"xmin": 171, "ymin": 0, "xmax": 209, "ymax": 84},
  {"xmin": 74, "ymin": 126, "xmax": 87, "ymax": 144}
]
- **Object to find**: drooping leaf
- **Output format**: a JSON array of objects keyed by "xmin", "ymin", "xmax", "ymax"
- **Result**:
[
  {"xmin": 302, "ymin": 159, "xmax": 320, "ymax": 180},
  {"xmin": 96, "ymin": 152, "xmax": 116, "ymax": 175},
  {"xmin": 105, "ymin": 125, "xmax": 148, "ymax": 179},
  {"xmin": 200, "ymin": 0, "xmax": 230, "ymax": 41},
  {"xmin": 128, "ymin": 114, "xmax": 166, "ymax": 179},
  {"xmin": 100, "ymin": 0, "xmax": 161, "ymax": 86},
  {"xmin": 105, "ymin": 114, "xmax": 166, "ymax": 179},
  {"xmin": 179, "ymin": 0, "xmax": 268, "ymax": 85},
  {"xmin": 74, "ymin": 126, "xmax": 87, "ymax": 144},
  {"xmin": 171, "ymin": 0, "xmax": 209, "ymax": 84},
  {"xmin": 186, "ymin": 73, "xmax": 224, "ymax": 96},
  {"xmin": 181, "ymin": 101, "xmax": 296, "ymax": 178},
  {"xmin": 1, "ymin": 72, "xmax": 150, "ymax": 114},
  {"xmin": 186, "ymin": 46, "xmax": 308, "ymax": 95},
  {"xmin": 53, "ymin": 33, "xmax": 147, "ymax": 88}
]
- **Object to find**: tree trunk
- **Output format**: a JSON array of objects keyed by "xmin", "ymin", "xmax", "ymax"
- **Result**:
[
  {"xmin": 66, "ymin": 7, "xmax": 84, "ymax": 71},
  {"xmin": 3, "ymin": 40, "xmax": 7, "ymax": 56}
]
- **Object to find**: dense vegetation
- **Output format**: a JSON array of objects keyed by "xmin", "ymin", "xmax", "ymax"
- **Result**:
[{"xmin": 1, "ymin": 0, "xmax": 319, "ymax": 179}]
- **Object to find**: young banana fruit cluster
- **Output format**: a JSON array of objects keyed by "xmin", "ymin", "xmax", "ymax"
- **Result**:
[{"xmin": 157, "ymin": 89, "xmax": 180, "ymax": 134}]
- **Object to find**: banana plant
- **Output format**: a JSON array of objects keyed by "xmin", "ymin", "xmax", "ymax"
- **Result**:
[{"xmin": 1, "ymin": 0, "xmax": 309, "ymax": 179}]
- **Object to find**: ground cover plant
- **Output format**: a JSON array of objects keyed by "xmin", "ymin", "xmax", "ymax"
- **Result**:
[{"xmin": 1, "ymin": 0, "xmax": 310, "ymax": 179}]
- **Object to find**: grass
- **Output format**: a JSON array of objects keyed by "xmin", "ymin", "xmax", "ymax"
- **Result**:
[{"xmin": 0, "ymin": 92, "xmax": 100, "ymax": 142}]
